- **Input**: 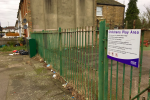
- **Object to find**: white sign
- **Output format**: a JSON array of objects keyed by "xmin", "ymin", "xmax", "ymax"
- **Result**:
[{"xmin": 107, "ymin": 29, "xmax": 141, "ymax": 68}]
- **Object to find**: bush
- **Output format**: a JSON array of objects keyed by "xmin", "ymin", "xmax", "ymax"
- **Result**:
[{"xmin": 7, "ymin": 41, "xmax": 16, "ymax": 46}]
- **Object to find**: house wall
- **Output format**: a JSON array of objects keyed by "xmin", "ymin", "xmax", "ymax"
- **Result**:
[
  {"xmin": 18, "ymin": 10, "xmax": 23, "ymax": 37},
  {"xmin": 19, "ymin": 0, "xmax": 32, "ymax": 37},
  {"xmin": 30, "ymin": 0, "xmax": 94, "ymax": 32},
  {"xmin": 21, "ymin": 0, "xmax": 124, "ymax": 35},
  {"xmin": 96, "ymin": 5, "xmax": 125, "ymax": 28},
  {"xmin": 2, "ymin": 29, "xmax": 15, "ymax": 33}
]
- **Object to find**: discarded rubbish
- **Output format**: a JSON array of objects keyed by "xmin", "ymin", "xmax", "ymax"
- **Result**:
[
  {"xmin": 20, "ymin": 51, "xmax": 28, "ymax": 55},
  {"xmin": 19, "ymin": 50, "xmax": 28, "ymax": 55},
  {"xmin": 47, "ymin": 64, "xmax": 50, "ymax": 67},
  {"xmin": 53, "ymin": 74, "xmax": 56, "ymax": 79},
  {"xmin": 14, "ymin": 53, "xmax": 19, "ymax": 55},
  {"xmin": 9, "ymin": 54, "xmax": 13, "ymax": 56},
  {"xmin": 44, "ymin": 61, "xmax": 46, "ymax": 63},
  {"xmin": 62, "ymin": 84, "xmax": 66, "ymax": 87},
  {"xmin": 13, "ymin": 50, "xmax": 17, "ymax": 53},
  {"xmin": 40, "ymin": 59, "xmax": 43, "ymax": 62},
  {"xmin": 62, "ymin": 83, "xmax": 68, "ymax": 88},
  {"xmin": 19, "ymin": 50, "xmax": 24, "ymax": 54},
  {"xmin": 51, "ymin": 70, "xmax": 53, "ymax": 72},
  {"xmin": 53, "ymin": 71, "xmax": 56, "ymax": 74},
  {"xmin": 47, "ymin": 64, "xmax": 52, "ymax": 70},
  {"xmin": 72, "ymin": 97, "xmax": 74, "ymax": 98}
]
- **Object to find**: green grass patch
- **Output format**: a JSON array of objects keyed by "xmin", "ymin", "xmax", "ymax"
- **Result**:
[
  {"xmin": 35, "ymin": 68, "xmax": 48, "ymax": 75},
  {"xmin": 143, "ymin": 46, "xmax": 150, "ymax": 51},
  {"xmin": 0, "ymin": 45, "xmax": 27, "ymax": 51}
]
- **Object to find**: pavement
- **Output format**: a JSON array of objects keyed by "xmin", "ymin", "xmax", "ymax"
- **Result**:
[{"xmin": 0, "ymin": 52, "xmax": 74, "ymax": 100}]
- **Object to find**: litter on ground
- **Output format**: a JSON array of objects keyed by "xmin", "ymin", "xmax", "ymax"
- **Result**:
[{"xmin": 53, "ymin": 74, "xmax": 56, "ymax": 79}]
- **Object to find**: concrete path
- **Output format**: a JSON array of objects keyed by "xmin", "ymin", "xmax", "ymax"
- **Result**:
[{"xmin": 0, "ymin": 52, "xmax": 74, "ymax": 100}]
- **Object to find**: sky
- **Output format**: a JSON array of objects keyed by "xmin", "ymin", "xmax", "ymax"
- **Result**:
[
  {"xmin": 0, "ymin": 0, "xmax": 150, "ymax": 27},
  {"xmin": 117, "ymin": 0, "xmax": 150, "ymax": 14}
]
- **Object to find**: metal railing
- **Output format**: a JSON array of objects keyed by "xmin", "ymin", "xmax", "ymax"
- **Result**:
[{"xmin": 31, "ymin": 21, "xmax": 150, "ymax": 100}]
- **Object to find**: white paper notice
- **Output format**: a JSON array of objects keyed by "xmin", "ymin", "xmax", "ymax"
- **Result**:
[{"xmin": 107, "ymin": 29, "xmax": 141, "ymax": 67}]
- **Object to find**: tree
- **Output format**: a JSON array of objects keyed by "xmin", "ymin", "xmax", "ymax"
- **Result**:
[
  {"xmin": 125, "ymin": 0, "xmax": 140, "ymax": 29},
  {"xmin": 140, "ymin": 6, "xmax": 150, "ymax": 29}
]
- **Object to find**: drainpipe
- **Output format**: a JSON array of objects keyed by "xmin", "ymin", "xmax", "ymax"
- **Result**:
[
  {"xmin": 123, "ymin": 6, "xmax": 125, "ymax": 28},
  {"xmin": 43, "ymin": 0, "xmax": 46, "ymax": 31},
  {"xmin": 93, "ymin": 0, "xmax": 97, "ymax": 45}
]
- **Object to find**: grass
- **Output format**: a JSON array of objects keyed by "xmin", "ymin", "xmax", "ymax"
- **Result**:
[
  {"xmin": 143, "ymin": 46, "xmax": 150, "ymax": 51},
  {"xmin": 0, "ymin": 45, "xmax": 27, "ymax": 51},
  {"xmin": 35, "ymin": 67, "xmax": 48, "ymax": 75}
]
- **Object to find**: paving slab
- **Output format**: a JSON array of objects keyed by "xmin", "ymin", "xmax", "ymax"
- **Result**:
[{"xmin": 0, "ymin": 52, "xmax": 74, "ymax": 100}]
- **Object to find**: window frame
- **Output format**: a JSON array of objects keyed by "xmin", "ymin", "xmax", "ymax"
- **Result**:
[{"xmin": 96, "ymin": 6, "xmax": 103, "ymax": 16}]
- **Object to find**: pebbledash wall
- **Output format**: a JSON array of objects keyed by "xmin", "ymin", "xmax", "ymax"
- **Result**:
[
  {"xmin": 30, "ymin": 0, "xmax": 95, "ymax": 32},
  {"xmin": 18, "ymin": 0, "xmax": 125, "ymax": 36},
  {"xmin": 30, "ymin": 0, "xmax": 125, "ymax": 32}
]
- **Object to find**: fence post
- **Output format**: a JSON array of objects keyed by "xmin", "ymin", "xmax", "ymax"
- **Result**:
[
  {"xmin": 98, "ymin": 20, "xmax": 105, "ymax": 100},
  {"xmin": 148, "ymin": 70, "xmax": 150, "ymax": 99},
  {"xmin": 104, "ymin": 25, "xmax": 109, "ymax": 100},
  {"xmin": 59, "ymin": 27, "xmax": 62, "ymax": 76}
]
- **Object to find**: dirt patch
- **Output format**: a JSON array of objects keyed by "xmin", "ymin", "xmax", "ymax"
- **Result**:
[
  {"xmin": 0, "ymin": 63, "xmax": 7, "ymax": 68},
  {"xmin": 8, "ymin": 63, "xmax": 23, "ymax": 68}
]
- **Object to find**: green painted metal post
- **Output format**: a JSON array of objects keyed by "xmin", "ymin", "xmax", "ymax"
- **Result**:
[
  {"xmin": 116, "ymin": 62, "xmax": 119, "ymax": 100},
  {"xmin": 148, "ymin": 70, "xmax": 150, "ymax": 100},
  {"xmin": 129, "ymin": 66, "xmax": 133, "ymax": 100},
  {"xmin": 110, "ymin": 60, "xmax": 113, "ymax": 100},
  {"xmin": 122, "ymin": 64, "xmax": 126, "ymax": 100},
  {"xmin": 104, "ymin": 30, "xmax": 108, "ymax": 100},
  {"xmin": 59, "ymin": 27, "xmax": 62, "ymax": 76},
  {"xmin": 98, "ymin": 20, "xmax": 105, "ymax": 100},
  {"xmin": 137, "ymin": 30, "xmax": 144, "ymax": 100}
]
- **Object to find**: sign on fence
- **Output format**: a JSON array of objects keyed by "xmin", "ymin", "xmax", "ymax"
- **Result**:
[{"xmin": 107, "ymin": 29, "xmax": 141, "ymax": 68}]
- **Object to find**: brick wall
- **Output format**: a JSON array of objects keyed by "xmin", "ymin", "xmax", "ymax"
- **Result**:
[
  {"xmin": 26, "ymin": 0, "xmax": 32, "ymax": 33},
  {"xmin": 96, "ymin": 5, "xmax": 125, "ymax": 29},
  {"xmin": 20, "ymin": 0, "xmax": 32, "ymax": 37},
  {"xmin": 144, "ymin": 31, "xmax": 150, "ymax": 41},
  {"xmin": 0, "ymin": 38, "xmax": 19, "ymax": 45}
]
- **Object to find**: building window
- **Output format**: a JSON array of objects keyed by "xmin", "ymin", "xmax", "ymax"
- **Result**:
[{"xmin": 96, "ymin": 7, "xmax": 103, "ymax": 16}]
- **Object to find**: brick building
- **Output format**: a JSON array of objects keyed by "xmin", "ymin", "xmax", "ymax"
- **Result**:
[
  {"xmin": 96, "ymin": 0, "xmax": 125, "ymax": 29},
  {"xmin": 17, "ymin": 0, "xmax": 32, "ymax": 37},
  {"xmin": 17, "ymin": 0, "xmax": 125, "ymax": 37}
]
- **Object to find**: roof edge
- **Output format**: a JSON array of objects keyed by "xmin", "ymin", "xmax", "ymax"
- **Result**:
[{"xmin": 97, "ymin": 3, "xmax": 125, "ymax": 7}]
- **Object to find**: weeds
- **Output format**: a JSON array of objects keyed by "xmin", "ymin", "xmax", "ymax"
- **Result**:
[{"xmin": 0, "ymin": 45, "xmax": 27, "ymax": 51}]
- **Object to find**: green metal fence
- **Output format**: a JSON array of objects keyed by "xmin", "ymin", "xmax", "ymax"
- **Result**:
[{"xmin": 31, "ymin": 20, "xmax": 150, "ymax": 100}]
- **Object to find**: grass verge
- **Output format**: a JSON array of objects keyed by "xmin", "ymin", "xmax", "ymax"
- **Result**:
[
  {"xmin": 143, "ymin": 46, "xmax": 150, "ymax": 51},
  {"xmin": 0, "ymin": 45, "xmax": 27, "ymax": 51}
]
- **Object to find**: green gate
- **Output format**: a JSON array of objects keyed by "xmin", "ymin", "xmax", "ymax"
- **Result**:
[{"xmin": 31, "ymin": 20, "xmax": 150, "ymax": 100}]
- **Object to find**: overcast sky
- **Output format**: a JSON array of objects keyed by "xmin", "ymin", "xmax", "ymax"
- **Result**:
[{"xmin": 0, "ymin": 0, "xmax": 150, "ymax": 27}]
